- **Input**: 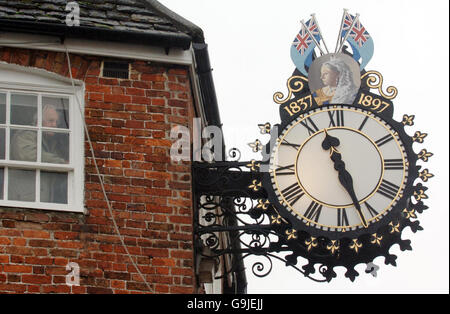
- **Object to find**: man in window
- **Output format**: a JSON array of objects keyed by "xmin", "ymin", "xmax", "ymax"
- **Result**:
[
  {"xmin": 9, "ymin": 104, "xmax": 69, "ymax": 203},
  {"xmin": 11, "ymin": 104, "xmax": 68, "ymax": 163}
]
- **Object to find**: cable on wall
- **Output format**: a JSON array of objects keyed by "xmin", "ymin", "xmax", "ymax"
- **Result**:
[{"xmin": 64, "ymin": 45, "xmax": 154, "ymax": 293}]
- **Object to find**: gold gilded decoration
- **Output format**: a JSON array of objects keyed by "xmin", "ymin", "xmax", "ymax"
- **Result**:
[
  {"xmin": 249, "ymin": 180, "xmax": 262, "ymax": 192},
  {"xmin": 282, "ymin": 94, "xmax": 314, "ymax": 116},
  {"xmin": 414, "ymin": 188, "xmax": 428, "ymax": 201},
  {"xmin": 402, "ymin": 114, "xmax": 415, "ymax": 126},
  {"xmin": 389, "ymin": 221, "xmax": 400, "ymax": 234},
  {"xmin": 258, "ymin": 122, "xmax": 271, "ymax": 134},
  {"xmin": 361, "ymin": 71, "xmax": 398, "ymax": 100},
  {"xmin": 271, "ymin": 214, "xmax": 283, "ymax": 225},
  {"xmin": 419, "ymin": 169, "xmax": 434, "ymax": 182},
  {"xmin": 357, "ymin": 92, "xmax": 391, "ymax": 113},
  {"xmin": 412, "ymin": 131, "xmax": 427, "ymax": 143},
  {"xmin": 305, "ymin": 237, "xmax": 318, "ymax": 251},
  {"xmin": 285, "ymin": 229, "xmax": 297, "ymax": 240},
  {"xmin": 326, "ymin": 240, "xmax": 340, "ymax": 254},
  {"xmin": 417, "ymin": 149, "xmax": 433, "ymax": 162},
  {"xmin": 371, "ymin": 233, "xmax": 383, "ymax": 246},
  {"xmin": 273, "ymin": 75, "xmax": 308, "ymax": 104},
  {"xmin": 403, "ymin": 208, "xmax": 417, "ymax": 219},
  {"xmin": 248, "ymin": 139, "xmax": 263, "ymax": 152},
  {"xmin": 349, "ymin": 239, "xmax": 363, "ymax": 253},
  {"xmin": 246, "ymin": 159, "xmax": 261, "ymax": 171},
  {"xmin": 256, "ymin": 199, "xmax": 270, "ymax": 210}
]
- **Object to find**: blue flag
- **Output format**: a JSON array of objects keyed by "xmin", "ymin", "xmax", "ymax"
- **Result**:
[
  {"xmin": 290, "ymin": 17, "xmax": 322, "ymax": 76},
  {"xmin": 341, "ymin": 13, "xmax": 374, "ymax": 71}
]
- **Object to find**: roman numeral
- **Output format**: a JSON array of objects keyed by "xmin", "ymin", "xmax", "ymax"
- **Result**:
[
  {"xmin": 375, "ymin": 134, "xmax": 394, "ymax": 147},
  {"xmin": 358, "ymin": 116, "xmax": 369, "ymax": 131},
  {"xmin": 384, "ymin": 159, "xmax": 404, "ymax": 170},
  {"xmin": 364, "ymin": 201, "xmax": 379, "ymax": 218},
  {"xmin": 281, "ymin": 139, "xmax": 300, "ymax": 150},
  {"xmin": 377, "ymin": 179, "xmax": 400, "ymax": 199},
  {"xmin": 275, "ymin": 164, "xmax": 296, "ymax": 176},
  {"xmin": 281, "ymin": 183, "xmax": 305, "ymax": 206},
  {"xmin": 328, "ymin": 110, "xmax": 345, "ymax": 127},
  {"xmin": 304, "ymin": 201, "xmax": 322, "ymax": 223},
  {"xmin": 337, "ymin": 208, "xmax": 349, "ymax": 227},
  {"xmin": 300, "ymin": 117, "xmax": 319, "ymax": 135}
]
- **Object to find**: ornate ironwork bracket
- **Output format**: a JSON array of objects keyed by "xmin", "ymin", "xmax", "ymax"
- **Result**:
[{"xmin": 192, "ymin": 161, "xmax": 327, "ymax": 282}]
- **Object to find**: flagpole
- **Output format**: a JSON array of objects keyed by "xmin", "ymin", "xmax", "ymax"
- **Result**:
[
  {"xmin": 334, "ymin": 8, "xmax": 349, "ymax": 53},
  {"xmin": 300, "ymin": 19, "xmax": 325, "ymax": 56},
  {"xmin": 337, "ymin": 13, "xmax": 360, "ymax": 53},
  {"xmin": 310, "ymin": 14, "xmax": 329, "ymax": 54}
]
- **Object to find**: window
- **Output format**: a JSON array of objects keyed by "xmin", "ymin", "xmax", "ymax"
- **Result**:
[{"xmin": 0, "ymin": 64, "xmax": 84, "ymax": 212}]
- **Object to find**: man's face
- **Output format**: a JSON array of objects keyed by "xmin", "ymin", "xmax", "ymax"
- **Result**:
[
  {"xmin": 320, "ymin": 65, "xmax": 339, "ymax": 87},
  {"xmin": 43, "ymin": 107, "xmax": 59, "ymax": 135}
]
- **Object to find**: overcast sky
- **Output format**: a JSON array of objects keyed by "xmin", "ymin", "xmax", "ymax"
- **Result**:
[{"xmin": 160, "ymin": 0, "xmax": 449, "ymax": 293}]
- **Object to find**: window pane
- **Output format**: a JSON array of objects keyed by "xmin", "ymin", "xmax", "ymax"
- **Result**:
[
  {"xmin": 11, "ymin": 94, "xmax": 37, "ymax": 126},
  {"xmin": 0, "ymin": 168, "xmax": 3, "ymax": 200},
  {"xmin": 0, "ymin": 128, "xmax": 4, "ymax": 159},
  {"xmin": 10, "ymin": 129, "xmax": 37, "ymax": 162},
  {"xmin": 40, "ymin": 171, "xmax": 68, "ymax": 204},
  {"xmin": 42, "ymin": 131, "xmax": 69, "ymax": 164},
  {"xmin": 0, "ymin": 93, "xmax": 5, "ymax": 124},
  {"xmin": 42, "ymin": 96, "xmax": 69, "ymax": 129},
  {"xmin": 8, "ymin": 168, "xmax": 36, "ymax": 202}
]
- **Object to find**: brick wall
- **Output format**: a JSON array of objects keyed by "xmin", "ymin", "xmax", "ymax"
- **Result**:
[{"xmin": 0, "ymin": 47, "xmax": 196, "ymax": 293}]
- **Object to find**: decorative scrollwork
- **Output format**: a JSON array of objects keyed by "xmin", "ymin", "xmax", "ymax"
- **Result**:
[
  {"xmin": 361, "ymin": 70, "xmax": 398, "ymax": 100},
  {"xmin": 227, "ymin": 147, "xmax": 241, "ymax": 161},
  {"xmin": 273, "ymin": 75, "xmax": 308, "ymax": 104}
]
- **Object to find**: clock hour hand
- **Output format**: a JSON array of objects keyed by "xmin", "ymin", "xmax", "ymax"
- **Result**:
[{"xmin": 321, "ymin": 130, "xmax": 369, "ymax": 228}]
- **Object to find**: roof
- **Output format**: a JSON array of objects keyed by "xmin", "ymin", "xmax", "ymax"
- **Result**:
[{"xmin": 0, "ymin": 0, "xmax": 204, "ymax": 49}]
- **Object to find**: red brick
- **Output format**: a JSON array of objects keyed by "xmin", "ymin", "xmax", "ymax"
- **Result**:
[
  {"xmin": 22, "ymin": 230, "xmax": 51, "ymax": 239},
  {"xmin": 104, "ymin": 94, "xmax": 132, "ymax": 104},
  {"xmin": 86, "ymin": 84, "xmax": 112, "ymax": 94},
  {"xmin": 54, "ymin": 232, "xmax": 79, "ymax": 240},
  {"xmin": 4, "ymin": 265, "xmax": 33, "ymax": 273},
  {"xmin": 141, "ymin": 74, "xmax": 166, "ymax": 82}
]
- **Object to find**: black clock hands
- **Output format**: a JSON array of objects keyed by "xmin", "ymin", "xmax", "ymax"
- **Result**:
[{"xmin": 322, "ymin": 129, "xmax": 369, "ymax": 228}]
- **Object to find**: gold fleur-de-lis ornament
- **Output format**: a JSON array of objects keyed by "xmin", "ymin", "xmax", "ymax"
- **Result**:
[
  {"xmin": 401, "ymin": 114, "xmax": 415, "ymax": 126},
  {"xmin": 389, "ymin": 221, "xmax": 400, "ymax": 234},
  {"xmin": 417, "ymin": 149, "xmax": 433, "ymax": 162},
  {"xmin": 258, "ymin": 122, "xmax": 272, "ymax": 134},
  {"xmin": 370, "ymin": 233, "xmax": 383, "ymax": 246},
  {"xmin": 256, "ymin": 199, "xmax": 270, "ymax": 210},
  {"xmin": 248, "ymin": 139, "xmax": 263, "ymax": 152},
  {"xmin": 326, "ymin": 240, "xmax": 340, "ymax": 254},
  {"xmin": 414, "ymin": 188, "xmax": 428, "ymax": 201},
  {"xmin": 349, "ymin": 239, "xmax": 363, "ymax": 253},
  {"xmin": 248, "ymin": 180, "xmax": 262, "ymax": 192},
  {"xmin": 246, "ymin": 159, "xmax": 261, "ymax": 171},
  {"xmin": 305, "ymin": 237, "xmax": 318, "ymax": 251},
  {"xmin": 285, "ymin": 229, "xmax": 297, "ymax": 240},
  {"xmin": 412, "ymin": 131, "xmax": 427, "ymax": 143},
  {"xmin": 419, "ymin": 169, "xmax": 434, "ymax": 182}
]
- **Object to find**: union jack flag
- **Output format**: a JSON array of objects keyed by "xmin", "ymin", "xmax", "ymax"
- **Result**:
[
  {"xmin": 292, "ymin": 18, "xmax": 320, "ymax": 55},
  {"xmin": 342, "ymin": 13, "xmax": 371, "ymax": 47},
  {"xmin": 290, "ymin": 16, "xmax": 322, "ymax": 76},
  {"xmin": 293, "ymin": 27, "xmax": 312, "ymax": 55},
  {"xmin": 340, "ymin": 12, "xmax": 374, "ymax": 70}
]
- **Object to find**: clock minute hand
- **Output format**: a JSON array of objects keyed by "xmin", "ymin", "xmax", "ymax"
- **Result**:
[{"xmin": 321, "ymin": 130, "xmax": 369, "ymax": 228}]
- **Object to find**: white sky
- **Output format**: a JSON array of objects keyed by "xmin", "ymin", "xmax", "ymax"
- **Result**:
[{"xmin": 160, "ymin": 0, "xmax": 449, "ymax": 293}]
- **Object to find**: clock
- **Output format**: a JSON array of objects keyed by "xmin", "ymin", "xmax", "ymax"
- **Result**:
[
  {"xmin": 253, "ymin": 60, "xmax": 432, "ymax": 281},
  {"xmin": 270, "ymin": 105, "xmax": 409, "ymax": 238}
]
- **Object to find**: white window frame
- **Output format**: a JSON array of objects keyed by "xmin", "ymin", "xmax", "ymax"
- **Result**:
[{"xmin": 0, "ymin": 63, "xmax": 85, "ymax": 213}]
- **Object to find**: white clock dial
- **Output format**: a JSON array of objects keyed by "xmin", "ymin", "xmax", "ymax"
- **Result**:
[{"xmin": 270, "ymin": 105, "xmax": 408, "ymax": 232}]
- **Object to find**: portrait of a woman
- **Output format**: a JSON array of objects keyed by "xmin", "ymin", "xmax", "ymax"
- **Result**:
[{"xmin": 312, "ymin": 57, "xmax": 359, "ymax": 106}]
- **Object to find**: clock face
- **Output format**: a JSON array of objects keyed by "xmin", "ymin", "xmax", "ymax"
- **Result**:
[{"xmin": 269, "ymin": 105, "xmax": 408, "ymax": 236}]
